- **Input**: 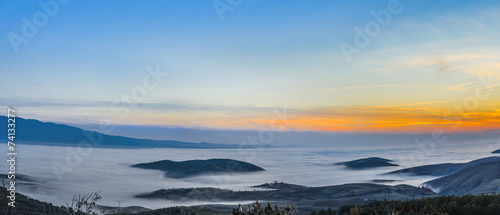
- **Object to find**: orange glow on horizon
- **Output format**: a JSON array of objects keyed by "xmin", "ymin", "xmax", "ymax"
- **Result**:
[{"xmin": 116, "ymin": 104, "xmax": 500, "ymax": 134}]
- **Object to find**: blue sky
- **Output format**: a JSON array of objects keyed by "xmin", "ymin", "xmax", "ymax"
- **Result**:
[{"xmin": 1, "ymin": 0, "xmax": 500, "ymax": 132}]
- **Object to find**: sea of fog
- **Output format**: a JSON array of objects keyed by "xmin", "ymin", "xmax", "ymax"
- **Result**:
[{"xmin": 1, "ymin": 140, "xmax": 499, "ymax": 209}]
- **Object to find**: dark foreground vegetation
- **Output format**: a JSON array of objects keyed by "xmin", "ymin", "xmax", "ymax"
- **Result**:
[
  {"xmin": 0, "ymin": 183, "xmax": 70, "ymax": 215},
  {"xmin": 0, "ymin": 184, "xmax": 228, "ymax": 215},
  {"xmin": 333, "ymin": 194, "xmax": 500, "ymax": 215}
]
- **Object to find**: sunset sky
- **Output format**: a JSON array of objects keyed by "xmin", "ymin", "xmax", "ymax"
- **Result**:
[{"xmin": 1, "ymin": 0, "xmax": 499, "ymax": 133}]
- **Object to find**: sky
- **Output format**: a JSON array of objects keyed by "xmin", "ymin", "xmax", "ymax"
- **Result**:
[{"xmin": 1, "ymin": 0, "xmax": 500, "ymax": 134}]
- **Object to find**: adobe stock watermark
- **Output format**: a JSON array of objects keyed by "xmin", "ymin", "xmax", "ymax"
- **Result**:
[
  {"xmin": 7, "ymin": 0, "xmax": 69, "ymax": 53},
  {"xmin": 208, "ymin": 107, "xmax": 296, "ymax": 191},
  {"xmin": 213, "ymin": 0, "xmax": 243, "ymax": 21},
  {"xmin": 51, "ymin": 65, "xmax": 168, "ymax": 181},
  {"xmin": 398, "ymin": 75, "xmax": 498, "ymax": 174},
  {"xmin": 339, "ymin": 0, "xmax": 403, "ymax": 63}
]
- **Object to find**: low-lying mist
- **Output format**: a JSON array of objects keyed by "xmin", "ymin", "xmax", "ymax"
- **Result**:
[{"xmin": 1, "ymin": 140, "xmax": 498, "ymax": 209}]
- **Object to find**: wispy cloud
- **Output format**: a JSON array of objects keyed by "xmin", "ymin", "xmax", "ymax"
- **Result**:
[
  {"xmin": 317, "ymin": 84, "xmax": 429, "ymax": 91},
  {"xmin": 376, "ymin": 100, "xmax": 461, "ymax": 108},
  {"xmin": 445, "ymin": 82, "xmax": 478, "ymax": 92}
]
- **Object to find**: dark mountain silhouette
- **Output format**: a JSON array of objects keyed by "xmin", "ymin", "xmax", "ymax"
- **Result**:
[
  {"xmin": 1, "ymin": 116, "xmax": 244, "ymax": 148},
  {"xmin": 493, "ymin": 149, "xmax": 500, "ymax": 154},
  {"xmin": 386, "ymin": 156, "xmax": 500, "ymax": 177},
  {"xmin": 335, "ymin": 157, "xmax": 398, "ymax": 169},
  {"xmin": 131, "ymin": 158, "xmax": 265, "ymax": 178}
]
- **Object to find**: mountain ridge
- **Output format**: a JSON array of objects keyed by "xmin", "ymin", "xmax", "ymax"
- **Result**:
[
  {"xmin": 424, "ymin": 160, "xmax": 500, "ymax": 195},
  {"xmin": 385, "ymin": 156, "xmax": 500, "ymax": 177},
  {"xmin": 136, "ymin": 182, "xmax": 437, "ymax": 208},
  {"xmin": 1, "ymin": 116, "xmax": 249, "ymax": 149}
]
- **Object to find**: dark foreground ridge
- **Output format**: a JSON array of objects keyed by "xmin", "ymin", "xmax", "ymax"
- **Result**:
[
  {"xmin": 130, "ymin": 158, "xmax": 265, "ymax": 178},
  {"xmin": 335, "ymin": 157, "xmax": 398, "ymax": 169},
  {"xmin": 0, "ymin": 186, "xmax": 70, "ymax": 215},
  {"xmin": 0, "ymin": 186, "xmax": 226, "ymax": 215}
]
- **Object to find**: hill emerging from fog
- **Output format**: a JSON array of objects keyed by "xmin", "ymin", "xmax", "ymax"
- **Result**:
[
  {"xmin": 130, "ymin": 158, "xmax": 265, "ymax": 178},
  {"xmin": 386, "ymin": 156, "xmax": 500, "ymax": 177},
  {"xmin": 0, "ymin": 116, "xmax": 246, "ymax": 149},
  {"xmin": 425, "ymin": 160, "xmax": 500, "ymax": 195},
  {"xmin": 335, "ymin": 157, "xmax": 398, "ymax": 169},
  {"xmin": 136, "ymin": 182, "xmax": 437, "ymax": 208}
]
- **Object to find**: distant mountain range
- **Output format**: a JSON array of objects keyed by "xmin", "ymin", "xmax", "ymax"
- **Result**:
[
  {"xmin": 131, "ymin": 158, "xmax": 265, "ymax": 178},
  {"xmin": 0, "ymin": 116, "xmax": 251, "ymax": 148}
]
